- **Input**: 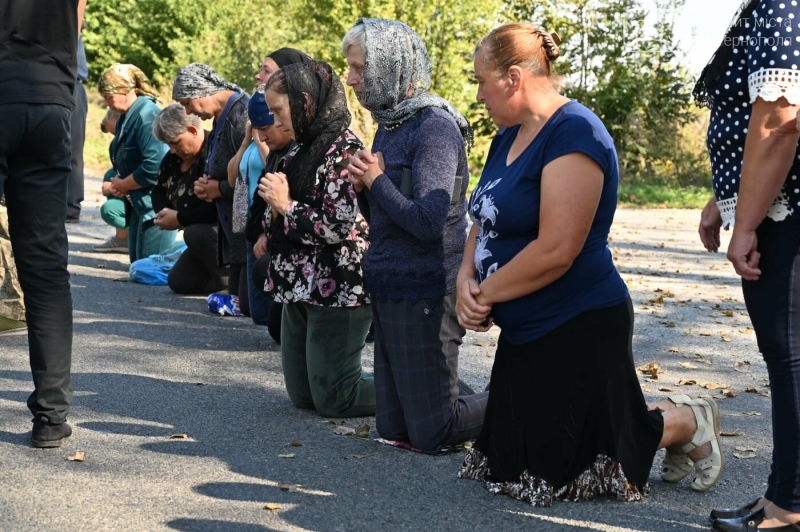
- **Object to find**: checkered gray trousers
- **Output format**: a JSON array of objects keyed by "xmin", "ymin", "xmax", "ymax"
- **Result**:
[{"xmin": 372, "ymin": 292, "xmax": 488, "ymax": 452}]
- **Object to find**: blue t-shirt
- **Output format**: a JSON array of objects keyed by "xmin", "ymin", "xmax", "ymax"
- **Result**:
[
  {"xmin": 239, "ymin": 141, "xmax": 266, "ymax": 207},
  {"xmin": 469, "ymin": 100, "xmax": 628, "ymax": 345}
]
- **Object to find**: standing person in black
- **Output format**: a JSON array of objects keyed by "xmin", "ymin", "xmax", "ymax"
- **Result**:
[
  {"xmin": 0, "ymin": 0, "xmax": 86, "ymax": 448},
  {"xmin": 65, "ymin": 31, "xmax": 88, "ymax": 223}
]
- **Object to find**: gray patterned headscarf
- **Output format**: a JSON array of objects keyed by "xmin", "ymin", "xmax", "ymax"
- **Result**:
[
  {"xmin": 354, "ymin": 18, "xmax": 474, "ymax": 151},
  {"xmin": 172, "ymin": 63, "xmax": 243, "ymax": 100}
]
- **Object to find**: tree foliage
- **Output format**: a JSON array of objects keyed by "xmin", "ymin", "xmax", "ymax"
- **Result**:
[{"xmin": 83, "ymin": 0, "xmax": 709, "ymax": 187}]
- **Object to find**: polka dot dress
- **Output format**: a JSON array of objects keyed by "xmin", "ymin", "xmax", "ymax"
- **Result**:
[{"xmin": 707, "ymin": 0, "xmax": 800, "ymax": 228}]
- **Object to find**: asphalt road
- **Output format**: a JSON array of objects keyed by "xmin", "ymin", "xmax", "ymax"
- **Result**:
[{"xmin": 0, "ymin": 186, "xmax": 771, "ymax": 531}]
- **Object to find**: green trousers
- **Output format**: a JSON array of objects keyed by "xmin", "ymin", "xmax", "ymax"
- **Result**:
[
  {"xmin": 281, "ymin": 302, "xmax": 375, "ymax": 418},
  {"xmin": 100, "ymin": 197, "xmax": 127, "ymax": 230},
  {"xmin": 128, "ymin": 215, "xmax": 177, "ymax": 263}
]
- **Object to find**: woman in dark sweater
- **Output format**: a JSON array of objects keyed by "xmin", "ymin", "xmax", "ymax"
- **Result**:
[
  {"xmin": 344, "ymin": 19, "xmax": 487, "ymax": 452},
  {"xmin": 151, "ymin": 104, "xmax": 227, "ymax": 295},
  {"xmin": 172, "ymin": 64, "xmax": 251, "ymax": 314}
]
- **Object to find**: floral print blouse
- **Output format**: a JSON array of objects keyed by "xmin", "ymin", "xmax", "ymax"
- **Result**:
[{"xmin": 264, "ymin": 129, "xmax": 370, "ymax": 307}]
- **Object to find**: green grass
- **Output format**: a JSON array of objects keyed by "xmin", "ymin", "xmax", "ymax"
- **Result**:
[
  {"xmin": 84, "ymin": 89, "xmax": 113, "ymax": 176},
  {"xmin": 618, "ymin": 183, "xmax": 710, "ymax": 209},
  {"xmin": 467, "ymin": 177, "xmax": 710, "ymax": 209}
]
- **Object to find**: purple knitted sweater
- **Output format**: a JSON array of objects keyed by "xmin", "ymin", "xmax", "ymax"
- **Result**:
[{"xmin": 357, "ymin": 107, "xmax": 469, "ymax": 300}]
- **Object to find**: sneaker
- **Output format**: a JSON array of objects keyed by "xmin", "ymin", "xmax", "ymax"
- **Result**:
[
  {"xmin": 92, "ymin": 236, "xmax": 128, "ymax": 253},
  {"xmin": 0, "ymin": 316, "xmax": 27, "ymax": 336},
  {"xmin": 31, "ymin": 419, "xmax": 72, "ymax": 448}
]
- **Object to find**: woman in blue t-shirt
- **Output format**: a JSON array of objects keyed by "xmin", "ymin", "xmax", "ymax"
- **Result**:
[{"xmin": 457, "ymin": 23, "xmax": 725, "ymax": 507}]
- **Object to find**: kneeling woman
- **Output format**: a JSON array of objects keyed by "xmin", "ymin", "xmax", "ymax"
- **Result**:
[
  {"xmin": 151, "ymin": 104, "xmax": 228, "ymax": 294},
  {"xmin": 99, "ymin": 64, "xmax": 176, "ymax": 261},
  {"xmin": 258, "ymin": 61, "xmax": 374, "ymax": 418},
  {"xmin": 457, "ymin": 24, "xmax": 724, "ymax": 507}
]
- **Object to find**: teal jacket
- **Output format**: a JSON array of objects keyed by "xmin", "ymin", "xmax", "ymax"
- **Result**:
[{"xmin": 110, "ymin": 96, "xmax": 168, "ymax": 224}]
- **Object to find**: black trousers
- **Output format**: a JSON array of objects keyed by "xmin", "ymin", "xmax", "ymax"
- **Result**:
[
  {"xmin": 168, "ymin": 223, "xmax": 228, "ymax": 295},
  {"xmin": 742, "ymin": 218, "xmax": 800, "ymax": 512},
  {"xmin": 66, "ymin": 81, "xmax": 86, "ymax": 220},
  {"xmin": 0, "ymin": 103, "xmax": 74, "ymax": 424}
]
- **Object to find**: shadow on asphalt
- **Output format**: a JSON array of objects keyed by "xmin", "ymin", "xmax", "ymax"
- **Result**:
[
  {"xmin": 0, "ymin": 367, "xmax": 713, "ymax": 531},
  {"xmin": 167, "ymin": 519, "xmax": 272, "ymax": 531}
]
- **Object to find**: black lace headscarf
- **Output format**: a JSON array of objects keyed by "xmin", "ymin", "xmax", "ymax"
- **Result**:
[
  {"xmin": 693, "ymin": 0, "xmax": 759, "ymax": 108},
  {"xmin": 266, "ymin": 61, "xmax": 352, "ymax": 205}
]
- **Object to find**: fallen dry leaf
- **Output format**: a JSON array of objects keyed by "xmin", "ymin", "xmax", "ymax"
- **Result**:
[
  {"xmin": 668, "ymin": 347, "xmax": 680, "ymax": 353},
  {"xmin": 68, "ymin": 451, "xmax": 85, "ymax": 462},
  {"xmin": 354, "ymin": 423, "xmax": 370, "ymax": 439},
  {"xmin": 264, "ymin": 503, "xmax": 282, "ymax": 511},
  {"xmin": 703, "ymin": 382, "xmax": 729, "ymax": 390},
  {"xmin": 649, "ymin": 295, "xmax": 665, "ymax": 305},
  {"xmin": 678, "ymin": 379, "xmax": 698, "ymax": 386},
  {"xmin": 721, "ymin": 431, "xmax": 744, "ymax": 437},
  {"xmin": 666, "ymin": 322, "xmax": 676, "ymax": 328},
  {"xmin": 721, "ymin": 335, "xmax": 732, "ymax": 343},
  {"xmin": 723, "ymin": 311, "xmax": 734, "ymax": 317},
  {"xmin": 636, "ymin": 362, "xmax": 661, "ymax": 379},
  {"xmin": 289, "ymin": 441, "xmax": 303, "ymax": 447},
  {"xmin": 735, "ymin": 446, "xmax": 756, "ymax": 452},
  {"xmin": 324, "ymin": 419, "xmax": 345, "ymax": 426},
  {"xmin": 679, "ymin": 362, "xmax": 698, "ymax": 369},
  {"xmin": 723, "ymin": 389, "xmax": 737, "ymax": 398},
  {"xmin": 658, "ymin": 387, "xmax": 674, "ymax": 392},
  {"xmin": 169, "ymin": 433, "xmax": 188, "ymax": 439},
  {"xmin": 334, "ymin": 426, "xmax": 356, "ymax": 436},
  {"xmin": 760, "ymin": 391, "xmax": 772, "ymax": 398},
  {"xmin": 734, "ymin": 452, "xmax": 757, "ymax": 459},
  {"xmin": 745, "ymin": 388, "xmax": 759, "ymax": 393},
  {"xmin": 278, "ymin": 453, "xmax": 296, "ymax": 459},
  {"xmin": 278, "ymin": 483, "xmax": 298, "ymax": 493},
  {"xmin": 473, "ymin": 341, "xmax": 492, "ymax": 348},
  {"xmin": 684, "ymin": 353, "xmax": 703, "ymax": 359}
]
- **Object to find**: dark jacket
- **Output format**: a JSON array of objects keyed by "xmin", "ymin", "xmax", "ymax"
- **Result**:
[
  {"xmin": 151, "ymin": 131, "xmax": 217, "ymax": 227},
  {"xmin": 208, "ymin": 91, "xmax": 249, "ymax": 264},
  {"xmin": 110, "ymin": 96, "xmax": 168, "ymax": 224}
]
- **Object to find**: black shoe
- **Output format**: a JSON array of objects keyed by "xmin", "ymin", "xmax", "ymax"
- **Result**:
[
  {"xmin": 457, "ymin": 378, "xmax": 476, "ymax": 396},
  {"xmin": 710, "ymin": 499, "xmax": 762, "ymax": 523},
  {"xmin": 365, "ymin": 323, "xmax": 375, "ymax": 343},
  {"xmin": 713, "ymin": 508, "xmax": 800, "ymax": 531},
  {"xmin": 31, "ymin": 420, "xmax": 72, "ymax": 448}
]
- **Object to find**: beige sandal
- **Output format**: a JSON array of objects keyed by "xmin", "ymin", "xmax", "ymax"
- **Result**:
[
  {"xmin": 684, "ymin": 397, "xmax": 724, "ymax": 492},
  {"xmin": 661, "ymin": 394, "xmax": 695, "ymax": 483}
]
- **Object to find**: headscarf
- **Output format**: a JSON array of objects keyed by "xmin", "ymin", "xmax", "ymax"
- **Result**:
[
  {"xmin": 172, "ymin": 63, "xmax": 242, "ymax": 100},
  {"xmin": 278, "ymin": 61, "xmax": 351, "ymax": 204},
  {"xmin": 268, "ymin": 48, "xmax": 313, "ymax": 69},
  {"xmin": 692, "ymin": 0, "xmax": 759, "ymax": 108},
  {"xmin": 353, "ymin": 18, "xmax": 474, "ymax": 152},
  {"xmin": 98, "ymin": 64, "xmax": 159, "ymax": 99}
]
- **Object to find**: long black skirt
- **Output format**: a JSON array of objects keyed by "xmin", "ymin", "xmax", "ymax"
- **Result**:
[{"xmin": 458, "ymin": 298, "xmax": 664, "ymax": 506}]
